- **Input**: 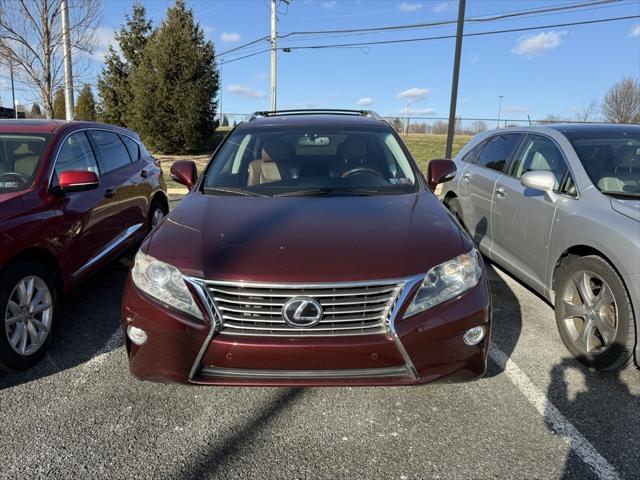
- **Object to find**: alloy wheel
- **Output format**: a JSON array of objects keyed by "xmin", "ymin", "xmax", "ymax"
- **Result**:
[
  {"xmin": 4, "ymin": 275, "xmax": 53, "ymax": 356},
  {"xmin": 561, "ymin": 270, "xmax": 617, "ymax": 354}
]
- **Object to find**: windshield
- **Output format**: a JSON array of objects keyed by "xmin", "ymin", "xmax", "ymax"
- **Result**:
[
  {"xmin": 202, "ymin": 127, "xmax": 419, "ymax": 196},
  {"xmin": 567, "ymin": 130, "xmax": 640, "ymax": 197},
  {"xmin": 0, "ymin": 133, "xmax": 50, "ymax": 193}
]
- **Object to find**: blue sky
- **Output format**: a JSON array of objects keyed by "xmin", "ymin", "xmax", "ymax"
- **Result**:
[{"xmin": 4, "ymin": 0, "xmax": 640, "ymax": 122}]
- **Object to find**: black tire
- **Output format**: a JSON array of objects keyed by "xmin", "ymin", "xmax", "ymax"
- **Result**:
[
  {"xmin": 148, "ymin": 198, "xmax": 168, "ymax": 232},
  {"xmin": 555, "ymin": 255, "xmax": 635, "ymax": 370},
  {"xmin": 0, "ymin": 262, "xmax": 57, "ymax": 371},
  {"xmin": 445, "ymin": 197, "xmax": 465, "ymax": 228}
]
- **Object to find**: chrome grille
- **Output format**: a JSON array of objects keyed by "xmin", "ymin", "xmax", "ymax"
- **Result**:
[{"xmin": 205, "ymin": 281, "xmax": 403, "ymax": 336}]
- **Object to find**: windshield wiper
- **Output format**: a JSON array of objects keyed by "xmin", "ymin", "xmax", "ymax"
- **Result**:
[
  {"xmin": 274, "ymin": 187, "xmax": 382, "ymax": 197},
  {"xmin": 204, "ymin": 187, "xmax": 268, "ymax": 197},
  {"xmin": 600, "ymin": 190, "xmax": 640, "ymax": 199}
]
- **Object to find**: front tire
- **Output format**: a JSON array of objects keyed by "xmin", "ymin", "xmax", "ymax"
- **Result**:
[
  {"xmin": 555, "ymin": 255, "xmax": 635, "ymax": 370},
  {"xmin": 148, "ymin": 199, "xmax": 168, "ymax": 232},
  {"xmin": 0, "ymin": 262, "xmax": 57, "ymax": 371}
]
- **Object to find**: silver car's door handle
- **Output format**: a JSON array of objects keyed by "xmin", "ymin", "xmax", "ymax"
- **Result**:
[
  {"xmin": 462, "ymin": 173, "xmax": 472, "ymax": 182},
  {"xmin": 496, "ymin": 187, "xmax": 507, "ymax": 198}
]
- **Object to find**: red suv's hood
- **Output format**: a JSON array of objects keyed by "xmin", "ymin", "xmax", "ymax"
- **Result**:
[{"xmin": 146, "ymin": 191, "xmax": 466, "ymax": 283}]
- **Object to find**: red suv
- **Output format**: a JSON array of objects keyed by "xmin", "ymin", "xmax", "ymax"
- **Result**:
[
  {"xmin": 0, "ymin": 120, "xmax": 168, "ymax": 370},
  {"xmin": 122, "ymin": 110, "xmax": 491, "ymax": 386}
]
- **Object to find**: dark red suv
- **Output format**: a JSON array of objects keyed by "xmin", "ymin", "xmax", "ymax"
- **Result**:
[
  {"xmin": 122, "ymin": 110, "xmax": 491, "ymax": 386},
  {"xmin": 0, "ymin": 120, "xmax": 168, "ymax": 370}
]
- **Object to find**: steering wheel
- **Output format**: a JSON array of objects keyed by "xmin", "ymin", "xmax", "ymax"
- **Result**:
[
  {"xmin": 0, "ymin": 172, "xmax": 30, "ymax": 186},
  {"xmin": 341, "ymin": 167, "xmax": 383, "ymax": 178}
]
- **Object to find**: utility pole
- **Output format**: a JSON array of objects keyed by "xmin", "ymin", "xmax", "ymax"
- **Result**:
[
  {"xmin": 9, "ymin": 58, "xmax": 17, "ymax": 118},
  {"xmin": 404, "ymin": 102, "xmax": 411, "ymax": 134},
  {"xmin": 496, "ymin": 95, "xmax": 504, "ymax": 128},
  {"xmin": 270, "ymin": 0, "xmax": 277, "ymax": 111},
  {"xmin": 444, "ymin": 0, "xmax": 466, "ymax": 159},
  {"xmin": 61, "ymin": 0, "xmax": 74, "ymax": 120}
]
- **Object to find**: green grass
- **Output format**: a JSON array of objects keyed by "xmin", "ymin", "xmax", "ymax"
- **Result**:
[{"xmin": 158, "ymin": 133, "xmax": 473, "ymax": 192}]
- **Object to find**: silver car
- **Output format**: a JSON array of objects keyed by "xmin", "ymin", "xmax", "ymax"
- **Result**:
[{"xmin": 442, "ymin": 124, "xmax": 639, "ymax": 370}]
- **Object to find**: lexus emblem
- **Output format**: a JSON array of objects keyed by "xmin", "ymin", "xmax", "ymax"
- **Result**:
[{"xmin": 282, "ymin": 297, "xmax": 323, "ymax": 328}]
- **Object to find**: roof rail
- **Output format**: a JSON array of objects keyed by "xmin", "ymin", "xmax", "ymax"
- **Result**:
[{"xmin": 247, "ymin": 109, "xmax": 385, "ymax": 121}]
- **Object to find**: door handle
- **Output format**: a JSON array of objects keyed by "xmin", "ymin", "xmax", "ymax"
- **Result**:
[
  {"xmin": 140, "ymin": 169, "xmax": 148, "ymax": 178},
  {"xmin": 496, "ymin": 187, "xmax": 507, "ymax": 198},
  {"xmin": 462, "ymin": 173, "xmax": 472, "ymax": 182},
  {"xmin": 104, "ymin": 188, "xmax": 116, "ymax": 199}
]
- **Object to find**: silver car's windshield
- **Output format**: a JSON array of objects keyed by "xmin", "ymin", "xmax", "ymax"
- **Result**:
[
  {"xmin": 202, "ymin": 127, "xmax": 419, "ymax": 197},
  {"xmin": 0, "ymin": 133, "xmax": 49, "ymax": 193},
  {"xmin": 567, "ymin": 131, "xmax": 640, "ymax": 198}
]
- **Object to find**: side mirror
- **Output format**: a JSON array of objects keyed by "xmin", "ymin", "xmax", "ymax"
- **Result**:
[
  {"xmin": 171, "ymin": 160, "xmax": 197, "ymax": 189},
  {"xmin": 58, "ymin": 170, "xmax": 99, "ymax": 193},
  {"xmin": 521, "ymin": 171, "xmax": 555, "ymax": 192},
  {"xmin": 426, "ymin": 159, "xmax": 457, "ymax": 191}
]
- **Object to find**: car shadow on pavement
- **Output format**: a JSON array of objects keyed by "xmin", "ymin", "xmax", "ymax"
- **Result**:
[
  {"xmin": 0, "ymin": 257, "xmax": 129, "ymax": 391},
  {"xmin": 175, "ymin": 387, "xmax": 306, "ymax": 479},
  {"xmin": 546, "ymin": 357, "xmax": 640, "ymax": 479},
  {"xmin": 484, "ymin": 262, "xmax": 523, "ymax": 378}
]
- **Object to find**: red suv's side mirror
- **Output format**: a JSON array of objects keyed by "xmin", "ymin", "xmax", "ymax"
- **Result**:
[
  {"xmin": 426, "ymin": 159, "xmax": 457, "ymax": 191},
  {"xmin": 171, "ymin": 161, "xmax": 197, "ymax": 189},
  {"xmin": 58, "ymin": 170, "xmax": 99, "ymax": 193}
]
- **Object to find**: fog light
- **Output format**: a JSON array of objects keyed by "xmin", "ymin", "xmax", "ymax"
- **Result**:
[
  {"xmin": 127, "ymin": 326, "xmax": 148, "ymax": 346},
  {"xmin": 463, "ymin": 326, "xmax": 485, "ymax": 345}
]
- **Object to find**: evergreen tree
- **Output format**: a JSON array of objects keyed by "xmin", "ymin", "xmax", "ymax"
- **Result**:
[
  {"xmin": 221, "ymin": 115, "xmax": 229, "ymax": 127},
  {"xmin": 129, "ymin": 0, "xmax": 219, "ymax": 153},
  {"xmin": 76, "ymin": 84, "xmax": 97, "ymax": 121},
  {"xmin": 97, "ymin": 2, "xmax": 152, "ymax": 126},
  {"xmin": 52, "ymin": 89, "xmax": 66, "ymax": 119},
  {"xmin": 30, "ymin": 103, "xmax": 42, "ymax": 118}
]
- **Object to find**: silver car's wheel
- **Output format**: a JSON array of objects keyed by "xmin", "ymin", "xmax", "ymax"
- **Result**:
[
  {"xmin": 151, "ymin": 207, "xmax": 165, "ymax": 229},
  {"xmin": 555, "ymin": 255, "xmax": 635, "ymax": 370},
  {"xmin": 560, "ymin": 271, "xmax": 617, "ymax": 354},
  {"xmin": 5, "ymin": 275, "xmax": 53, "ymax": 356}
]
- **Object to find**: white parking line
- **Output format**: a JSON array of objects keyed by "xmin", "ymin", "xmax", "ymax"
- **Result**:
[{"xmin": 489, "ymin": 345, "xmax": 620, "ymax": 480}]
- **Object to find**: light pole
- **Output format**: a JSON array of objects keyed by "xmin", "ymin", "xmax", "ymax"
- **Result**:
[
  {"xmin": 270, "ymin": 0, "xmax": 277, "ymax": 111},
  {"xmin": 61, "ymin": 0, "xmax": 74, "ymax": 120},
  {"xmin": 496, "ymin": 95, "xmax": 504, "ymax": 128},
  {"xmin": 444, "ymin": 0, "xmax": 466, "ymax": 159},
  {"xmin": 404, "ymin": 102, "xmax": 411, "ymax": 134}
]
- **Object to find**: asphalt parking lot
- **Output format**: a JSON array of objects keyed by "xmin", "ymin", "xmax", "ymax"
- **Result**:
[{"xmin": 1, "ymin": 198, "xmax": 638, "ymax": 480}]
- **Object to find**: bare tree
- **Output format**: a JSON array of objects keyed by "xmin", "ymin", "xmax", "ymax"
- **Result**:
[
  {"xmin": 602, "ymin": 77, "xmax": 640, "ymax": 124},
  {"xmin": 572, "ymin": 98, "xmax": 599, "ymax": 122},
  {"xmin": 0, "ymin": 0, "xmax": 101, "ymax": 118}
]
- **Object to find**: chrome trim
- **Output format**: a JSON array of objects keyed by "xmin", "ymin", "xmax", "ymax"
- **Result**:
[
  {"xmin": 72, "ymin": 223, "xmax": 143, "ymax": 278},
  {"xmin": 183, "ymin": 277, "xmax": 223, "ymax": 381},
  {"xmin": 202, "ymin": 278, "xmax": 409, "ymax": 289},
  {"xmin": 200, "ymin": 365, "xmax": 412, "ymax": 379}
]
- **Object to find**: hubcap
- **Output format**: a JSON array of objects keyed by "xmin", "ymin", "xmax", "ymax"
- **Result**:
[
  {"xmin": 151, "ymin": 208, "xmax": 164, "ymax": 228},
  {"xmin": 561, "ymin": 271, "xmax": 617, "ymax": 354},
  {"xmin": 5, "ymin": 276, "xmax": 53, "ymax": 356}
]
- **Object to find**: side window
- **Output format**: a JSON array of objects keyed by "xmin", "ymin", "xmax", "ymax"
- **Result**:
[
  {"xmin": 476, "ymin": 134, "xmax": 524, "ymax": 172},
  {"xmin": 89, "ymin": 130, "xmax": 131, "ymax": 173},
  {"xmin": 120, "ymin": 135, "xmax": 140, "ymax": 162},
  {"xmin": 510, "ymin": 135, "xmax": 568, "ymax": 190},
  {"xmin": 561, "ymin": 173, "xmax": 578, "ymax": 197},
  {"xmin": 461, "ymin": 141, "xmax": 484, "ymax": 163},
  {"xmin": 52, "ymin": 132, "xmax": 99, "ymax": 187}
]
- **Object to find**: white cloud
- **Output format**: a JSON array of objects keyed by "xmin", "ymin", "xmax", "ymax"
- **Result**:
[
  {"xmin": 90, "ymin": 26, "xmax": 116, "ymax": 60},
  {"xmin": 408, "ymin": 107, "xmax": 436, "ymax": 115},
  {"xmin": 504, "ymin": 106, "xmax": 530, "ymax": 114},
  {"xmin": 355, "ymin": 97, "xmax": 373, "ymax": 107},
  {"xmin": 433, "ymin": 2, "xmax": 454, "ymax": 13},
  {"xmin": 470, "ymin": 52, "xmax": 479, "ymax": 64},
  {"xmin": 227, "ymin": 84, "xmax": 266, "ymax": 98},
  {"xmin": 221, "ymin": 32, "xmax": 241, "ymax": 43},
  {"xmin": 322, "ymin": 1, "xmax": 336, "ymax": 8},
  {"xmin": 396, "ymin": 87, "xmax": 431, "ymax": 102},
  {"xmin": 511, "ymin": 30, "xmax": 567, "ymax": 57},
  {"xmin": 398, "ymin": 2, "xmax": 423, "ymax": 12},
  {"xmin": 631, "ymin": 24, "xmax": 640, "ymax": 38}
]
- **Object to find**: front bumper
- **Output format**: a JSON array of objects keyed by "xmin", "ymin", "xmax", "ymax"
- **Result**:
[{"xmin": 121, "ymin": 273, "xmax": 491, "ymax": 386}]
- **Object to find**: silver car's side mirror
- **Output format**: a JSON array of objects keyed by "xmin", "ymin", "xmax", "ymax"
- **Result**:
[{"xmin": 521, "ymin": 171, "xmax": 556, "ymax": 192}]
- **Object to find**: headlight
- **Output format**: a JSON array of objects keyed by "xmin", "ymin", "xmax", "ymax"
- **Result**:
[
  {"xmin": 131, "ymin": 251, "xmax": 203, "ymax": 320},
  {"xmin": 404, "ymin": 249, "xmax": 483, "ymax": 317}
]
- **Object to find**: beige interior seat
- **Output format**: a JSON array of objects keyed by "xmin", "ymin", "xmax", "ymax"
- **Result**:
[
  {"xmin": 13, "ymin": 156, "xmax": 39, "ymax": 176},
  {"xmin": 330, "ymin": 135, "xmax": 369, "ymax": 177},
  {"xmin": 598, "ymin": 145, "xmax": 640, "ymax": 193},
  {"xmin": 247, "ymin": 138, "xmax": 295, "ymax": 186}
]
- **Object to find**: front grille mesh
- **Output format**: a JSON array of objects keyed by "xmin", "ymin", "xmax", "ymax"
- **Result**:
[{"xmin": 206, "ymin": 282, "xmax": 402, "ymax": 336}]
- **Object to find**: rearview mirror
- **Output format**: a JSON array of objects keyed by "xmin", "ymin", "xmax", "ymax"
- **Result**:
[
  {"xmin": 58, "ymin": 170, "xmax": 99, "ymax": 193},
  {"xmin": 521, "ymin": 171, "xmax": 555, "ymax": 192},
  {"xmin": 426, "ymin": 159, "xmax": 457, "ymax": 191},
  {"xmin": 171, "ymin": 160, "xmax": 197, "ymax": 189}
]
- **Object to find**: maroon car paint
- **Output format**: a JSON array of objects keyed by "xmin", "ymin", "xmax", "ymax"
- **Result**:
[{"xmin": 0, "ymin": 121, "xmax": 167, "ymax": 292}]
